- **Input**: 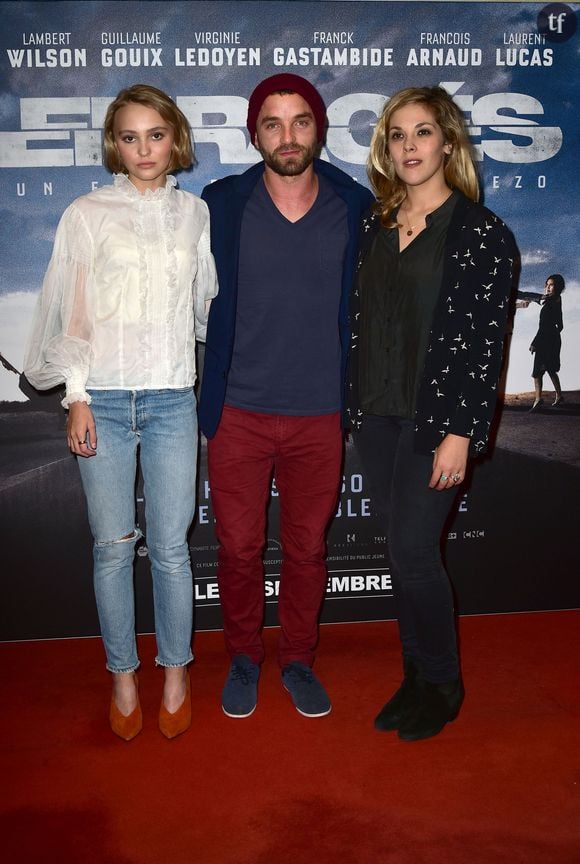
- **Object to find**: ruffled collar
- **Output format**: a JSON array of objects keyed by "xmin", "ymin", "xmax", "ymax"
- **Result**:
[{"xmin": 113, "ymin": 173, "xmax": 177, "ymax": 200}]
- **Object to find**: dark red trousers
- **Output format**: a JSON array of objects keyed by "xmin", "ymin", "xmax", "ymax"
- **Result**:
[{"xmin": 207, "ymin": 406, "xmax": 343, "ymax": 667}]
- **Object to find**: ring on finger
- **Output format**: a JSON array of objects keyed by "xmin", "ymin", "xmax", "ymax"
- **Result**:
[
  {"xmin": 440, "ymin": 473, "xmax": 449, "ymax": 482},
  {"xmin": 451, "ymin": 473, "xmax": 462, "ymax": 484}
]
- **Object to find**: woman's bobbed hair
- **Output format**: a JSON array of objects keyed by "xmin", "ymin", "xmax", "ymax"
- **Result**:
[
  {"xmin": 103, "ymin": 84, "xmax": 193, "ymax": 174},
  {"xmin": 546, "ymin": 274, "xmax": 566, "ymax": 296},
  {"xmin": 368, "ymin": 86, "xmax": 480, "ymax": 226}
]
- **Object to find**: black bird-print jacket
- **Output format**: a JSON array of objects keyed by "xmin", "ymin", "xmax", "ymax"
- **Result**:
[{"xmin": 347, "ymin": 192, "xmax": 518, "ymax": 456}]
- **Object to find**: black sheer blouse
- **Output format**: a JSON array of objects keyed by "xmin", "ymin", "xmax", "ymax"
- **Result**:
[{"xmin": 358, "ymin": 192, "xmax": 458, "ymax": 419}]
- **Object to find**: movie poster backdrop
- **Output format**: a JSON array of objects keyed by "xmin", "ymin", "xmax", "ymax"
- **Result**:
[{"xmin": 1, "ymin": 1, "xmax": 578, "ymax": 641}]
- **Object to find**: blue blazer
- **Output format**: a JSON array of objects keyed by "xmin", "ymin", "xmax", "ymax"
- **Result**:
[{"xmin": 199, "ymin": 159, "xmax": 375, "ymax": 439}]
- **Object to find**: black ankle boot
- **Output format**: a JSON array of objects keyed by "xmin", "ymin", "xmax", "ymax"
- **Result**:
[
  {"xmin": 374, "ymin": 656, "xmax": 422, "ymax": 732},
  {"xmin": 397, "ymin": 678, "xmax": 464, "ymax": 742}
]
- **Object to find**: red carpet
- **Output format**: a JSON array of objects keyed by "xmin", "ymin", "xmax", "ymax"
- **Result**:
[{"xmin": 1, "ymin": 612, "xmax": 579, "ymax": 863}]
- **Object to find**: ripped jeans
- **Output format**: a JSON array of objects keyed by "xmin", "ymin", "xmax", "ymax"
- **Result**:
[{"xmin": 77, "ymin": 389, "xmax": 197, "ymax": 673}]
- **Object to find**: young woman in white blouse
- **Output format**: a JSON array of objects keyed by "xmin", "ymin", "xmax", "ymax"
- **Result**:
[{"xmin": 24, "ymin": 85, "xmax": 218, "ymax": 741}]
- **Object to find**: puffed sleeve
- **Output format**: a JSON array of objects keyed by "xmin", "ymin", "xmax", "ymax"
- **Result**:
[
  {"xmin": 192, "ymin": 200, "xmax": 218, "ymax": 342},
  {"xmin": 23, "ymin": 203, "xmax": 94, "ymax": 407}
]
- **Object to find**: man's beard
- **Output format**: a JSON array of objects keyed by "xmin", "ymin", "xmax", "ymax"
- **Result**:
[{"xmin": 259, "ymin": 140, "xmax": 317, "ymax": 176}]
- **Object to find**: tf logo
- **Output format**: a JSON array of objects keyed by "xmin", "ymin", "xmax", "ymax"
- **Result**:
[{"xmin": 537, "ymin": 4, "xmax": 577, "ymax": 41}]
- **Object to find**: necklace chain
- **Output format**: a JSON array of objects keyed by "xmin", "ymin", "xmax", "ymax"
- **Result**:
[{"xmin": 400, "ymin": 190, "xmax": 453, "ymax": 238}]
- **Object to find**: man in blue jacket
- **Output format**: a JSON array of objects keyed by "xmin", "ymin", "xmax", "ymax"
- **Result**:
[{"xmin": 199, "ymin": 73, "xmax": 374, "ymax": 719}]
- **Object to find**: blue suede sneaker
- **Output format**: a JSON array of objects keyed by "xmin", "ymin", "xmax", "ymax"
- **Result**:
[
  {"xmin": 221, "ymin": 655, "xmax": 260, "ymax": 718},
  {"xmin": 282, "ymin": 662, "xmax": 331, "ymax": 717}
]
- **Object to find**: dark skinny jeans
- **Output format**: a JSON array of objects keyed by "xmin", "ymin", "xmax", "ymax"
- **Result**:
[{"xmin": 353, "ymin": 415, "xmax": 460, "ymax": 683}]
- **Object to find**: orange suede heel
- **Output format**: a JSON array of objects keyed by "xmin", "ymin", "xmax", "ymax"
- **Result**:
[
  {"xmin": 159, "ymin": 671, "xmax": 191, "ymax": 739},
  {"xmin": 109, "ymin": 676, "xmax": 142, "ymax": 741}
]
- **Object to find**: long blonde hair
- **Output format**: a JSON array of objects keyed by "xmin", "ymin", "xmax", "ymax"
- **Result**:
[{"xmin": 368, "ymin": 86, "xmax": 480, "ymax": 226}]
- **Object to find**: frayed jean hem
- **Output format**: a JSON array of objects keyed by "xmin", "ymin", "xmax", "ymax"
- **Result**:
[
  {"xmin": 155, "ymin": 653, "xmax": 194, "ymax": 669},
  {"xmin": 107, "ymin": 661, "xmax": 141, "ymax": 674}
]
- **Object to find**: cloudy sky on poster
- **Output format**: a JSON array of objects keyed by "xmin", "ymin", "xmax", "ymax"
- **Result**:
[{"xmin": 0, "ymin": 0, "xmax": 578, "ymax": 400}]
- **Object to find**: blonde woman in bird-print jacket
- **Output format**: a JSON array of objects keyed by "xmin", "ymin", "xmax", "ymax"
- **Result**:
[{"xmin": 347, "ymin": 86, "xmax": 517, "ymax": 743}]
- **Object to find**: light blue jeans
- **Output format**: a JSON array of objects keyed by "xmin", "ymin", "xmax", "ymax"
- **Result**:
[{"xmin": 77, "ymin": 388, "xmax": 197, "ymax": 673}]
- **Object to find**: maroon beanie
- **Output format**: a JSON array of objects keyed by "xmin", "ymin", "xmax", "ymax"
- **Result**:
[{"xmin": 246, "ymin": 73, "xmax": 327, "ymax": 144}]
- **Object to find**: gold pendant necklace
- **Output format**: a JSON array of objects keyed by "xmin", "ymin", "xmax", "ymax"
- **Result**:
[
  {"xmin": 402, "ymin": 206, "xmax": 417, "ymax": 237},
  {"xmin": 401, "ymin": 190, "xmax": 452, "ymax": 238}
]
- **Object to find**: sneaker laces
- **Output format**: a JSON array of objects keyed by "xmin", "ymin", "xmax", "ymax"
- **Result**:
[
  {"xmin": 231, "ymin": 662, "xmax": 254, "ymax": 685},
  {"xmin": 285, "ymin": 664, "xmax": 314, "ymax": 684}
]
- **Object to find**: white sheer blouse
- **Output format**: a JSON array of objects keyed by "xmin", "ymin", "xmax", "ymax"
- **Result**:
[{"xmin": 24, "ymin": 174, "xmax": 218, "ymax": 406}]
